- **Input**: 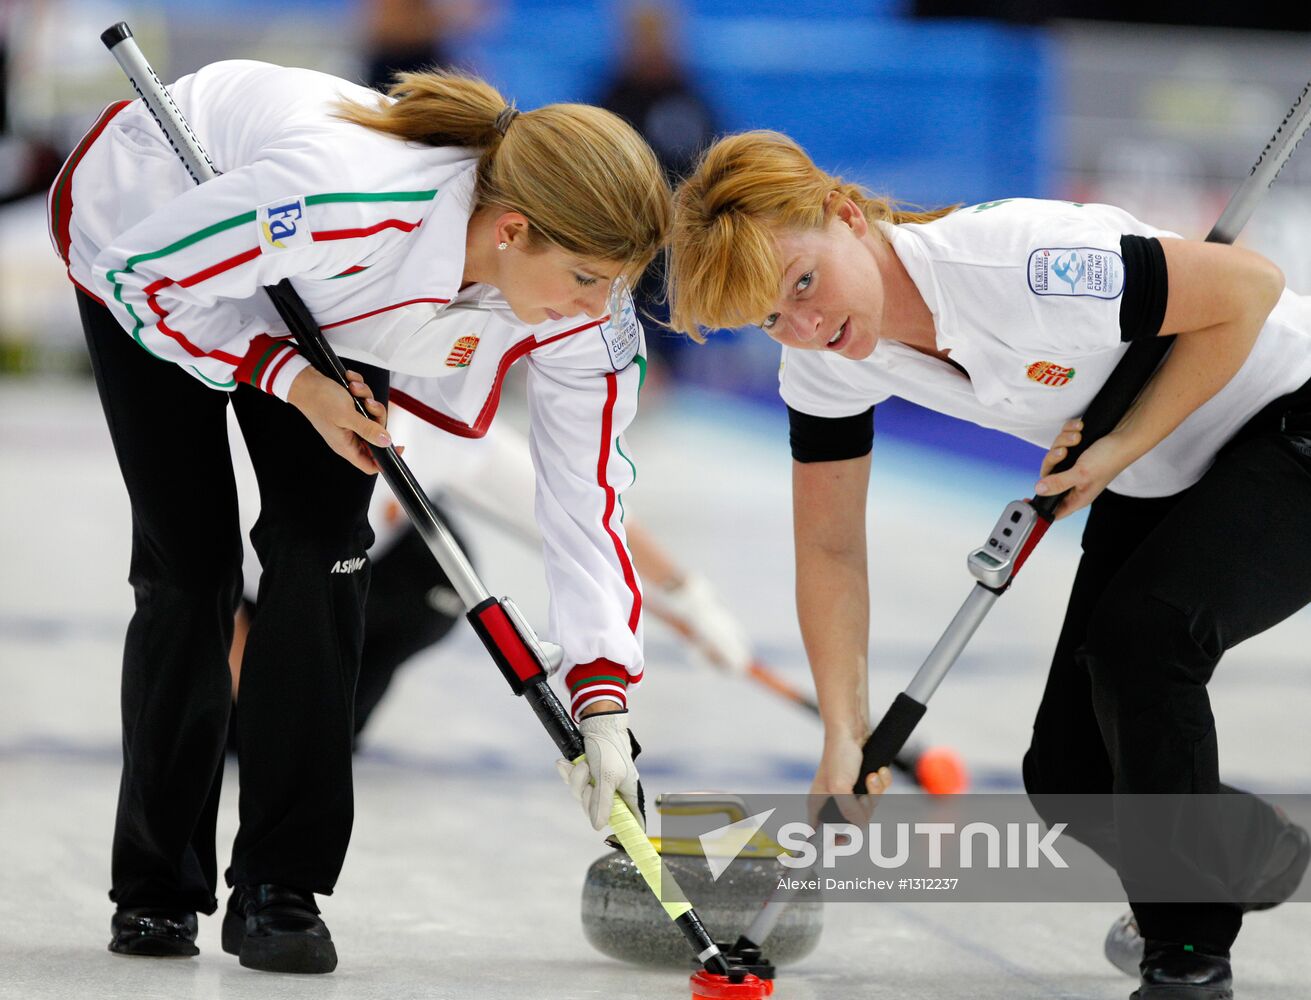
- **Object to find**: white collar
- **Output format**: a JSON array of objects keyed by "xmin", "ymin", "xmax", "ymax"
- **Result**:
[{"xmin": 387, "ymin": 159, "xmax": 478, "ymax": 305}]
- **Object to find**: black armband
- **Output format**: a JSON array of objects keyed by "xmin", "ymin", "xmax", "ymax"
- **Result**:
[
  {"xmin": 788, "ymin": 405, "xmax": 875, "ymax": 463},
  {"xmin": 1118, "ymin": 234, "xmax": 1168, "ymax": 342}
]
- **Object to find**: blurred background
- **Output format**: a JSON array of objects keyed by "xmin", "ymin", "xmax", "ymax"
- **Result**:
[
  {"xmin": 4, "ymin": 13, "xmax": 1311, "ymax": 995},
  {"xmin": 2, "ymin": 0, "xmax": 1309, "ymax": 467}
]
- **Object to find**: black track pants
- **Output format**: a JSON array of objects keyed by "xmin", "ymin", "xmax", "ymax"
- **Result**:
[
  {"xmin": 1024, "ymin": 379, "xmax": 1311, "ymax": 952},
  {"xmin": 79, "ymin": 290, "xmax": 386, "ymax": 913}
]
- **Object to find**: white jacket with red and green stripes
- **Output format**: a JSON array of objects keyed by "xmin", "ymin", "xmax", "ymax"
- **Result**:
[{"xmin": 49, "ymin": 60, "xmax": 646, "ymax": 717}]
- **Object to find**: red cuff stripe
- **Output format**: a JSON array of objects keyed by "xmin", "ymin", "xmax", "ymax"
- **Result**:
[
  {"xmin": 566, "ymin": 660, "xmax": 634, "ymax": 716},
  {"xmin": 235, "ymin": 334, "xmax": 297, "ymax": 389},
  {"xmin": 250, "ymin": 344, "xmax": 283, "ymax": 390},
  {"xmin": 566, "ymin": 658, "xmax": 632, "ymax": 692},
  {"xmin": 573, "ymin": 690, "xmax": 628, "ymax": 717},
  {"xmin": 263, "ymin": 347, "xmax": 298, "ymax": 395},
  {"xmin": 571, "ymin": 686, "xmax": 629, "ymax": 717}
]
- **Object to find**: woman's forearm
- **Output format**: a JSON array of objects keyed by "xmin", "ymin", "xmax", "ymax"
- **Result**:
[
  {"xmin": 1113, "ymin": 318, "xmax": 1263, "ymax": 465},
  {"xmin": 1114, "ymin": 238, "xmax": 1285, "ymax": 464},
  {"xmin": 792, "ymin": 454, "xmax": 874, "ymax": 743},
  {"xmin": 1036, "ymin": 242, "xmax": 1284, "ymax": 515},
  {"xmin": 796, "ymin": 543, "xmax": 871, "ymax": 741}
]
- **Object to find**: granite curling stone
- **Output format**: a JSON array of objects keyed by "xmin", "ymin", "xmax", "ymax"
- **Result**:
[{"xmin": 580, "ymin": 793, "xmax": 822, "ymax": 967}]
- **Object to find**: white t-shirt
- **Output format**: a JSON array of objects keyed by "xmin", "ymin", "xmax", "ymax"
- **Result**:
[{"xmin": 778, "ymin": 198, "xmax": 1311, "ymax": 497}]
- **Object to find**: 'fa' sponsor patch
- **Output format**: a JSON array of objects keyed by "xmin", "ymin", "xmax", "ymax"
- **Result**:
[
  {"xmin": 1028, "ymin": 247, "xmax": 1123, "ymax": 298},
  {"xmin": 600, "ymin": 297, "xmax": 641, "ymax": 371},
  {"xmin": 258, "ymin": 196, "xmax": 312, "ymax": 252},
  {"xmin": 445, "ymin": 335, "xmax": 479, "ymax": 368},
  {"xmin": 1026, "ymin": 360, "xmax": 1076, "ymax": 387}
]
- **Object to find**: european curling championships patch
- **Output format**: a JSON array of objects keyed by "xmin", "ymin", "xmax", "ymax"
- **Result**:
[
  {"xmin": 1028, "ymin": 247, "xmax": 1124, "ymax": 298},
  {"xmin": 600, "ymin": 298, "xmax": 640, "ymax": 370}
]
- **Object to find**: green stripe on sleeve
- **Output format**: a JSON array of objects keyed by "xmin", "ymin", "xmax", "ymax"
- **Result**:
[
  {"xmin": 190, "ymin": 367, "xmax": 236, "ymax": 389},
  {"xmin": 120, "ymin": 190, "xmax": 438, "ymax": 270},
  {"xmin": 568, "ymin": 674, "xmax": 631, "ymax": 693},
  {"xmin": 124, "ymin": 211, "xmax": 257, "ymax": 268},
  {"xmin": 248, "ymin": 343, "xmax": 282, "ymax": 387},
  {"xmin": 615, "ymin": 438, "xmax": 636, "ymax": 487},
  {"xmin": 104, "ymin": 189, "xmax": 436, "ymax": 384},
  {"xmin": 305, "ymin": 190, "xmax": 437, "ymax": 205},
  {"xmin": 615, "ymin": 439, "xmax": 636, "ymax": 523},
  {"xmin": 105, "ymin": 268, "xmax": 166, "ymax": 359}
]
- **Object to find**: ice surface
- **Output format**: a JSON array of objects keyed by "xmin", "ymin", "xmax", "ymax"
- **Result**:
[{"xmin": 3, "ymin": 377, "xmax": 1309, "ymax": 999}]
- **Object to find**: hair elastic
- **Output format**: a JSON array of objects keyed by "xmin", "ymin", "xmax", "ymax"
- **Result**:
[{"xmin": 493, "ymin": 106, "xmax": 520, "ymax": 137}]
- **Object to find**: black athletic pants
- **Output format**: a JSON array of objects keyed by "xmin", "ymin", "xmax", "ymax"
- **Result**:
[
  {"xmin": 79, "ymin": 290, "xmax": 386, "ymax": 914},
  {"xmin": 1024, "ymin": 377, "xmax": 1311, "ymax": 952}
]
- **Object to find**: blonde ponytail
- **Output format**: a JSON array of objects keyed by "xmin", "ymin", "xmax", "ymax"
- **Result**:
[
  {"xmin": 337, "ymin": 70, "xmax": 510, "ymax": 149},
  {"xmin": 668, "ymin": 131, "xmax": 956, "ymax": 340},
  {"xmin": 337, "ymin": 70, "xmax": 671, "ymax": 280}
]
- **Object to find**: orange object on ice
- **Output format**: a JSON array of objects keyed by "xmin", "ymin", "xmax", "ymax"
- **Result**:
[{"xmin": 915, "ymin": 746, "xmax": 969, "ymax": 796}]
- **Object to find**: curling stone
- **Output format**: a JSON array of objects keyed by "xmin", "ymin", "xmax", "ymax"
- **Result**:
[{"xmin": 581, "ymin": 793, "xmax": 822, "ymax": 968}]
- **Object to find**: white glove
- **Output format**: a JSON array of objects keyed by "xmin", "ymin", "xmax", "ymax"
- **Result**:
[
  {"xmin": 646, "ymin": 573, "xmax": 753, "ymax": 676},
  {"xmin": 556, "ymin": 711, "xmax": 643, "ymax": 831}
]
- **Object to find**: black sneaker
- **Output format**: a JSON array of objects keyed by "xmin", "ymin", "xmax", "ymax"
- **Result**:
[
  {"xmin": 108, "ymin": 908, "xmax": 199, "ymax": 958},
  {"xmin": 222, "ymin": 884, "xmax": 337, "ymax": 974},
  {"xmin": 1131, "ymin": 942, "xmax": 1233, "ymax": 1000}
]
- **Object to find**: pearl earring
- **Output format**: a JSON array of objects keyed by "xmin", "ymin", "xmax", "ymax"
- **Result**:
[{"xmin": 497, "ymin": 241, "xmax": 509, "ymax": 251}]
